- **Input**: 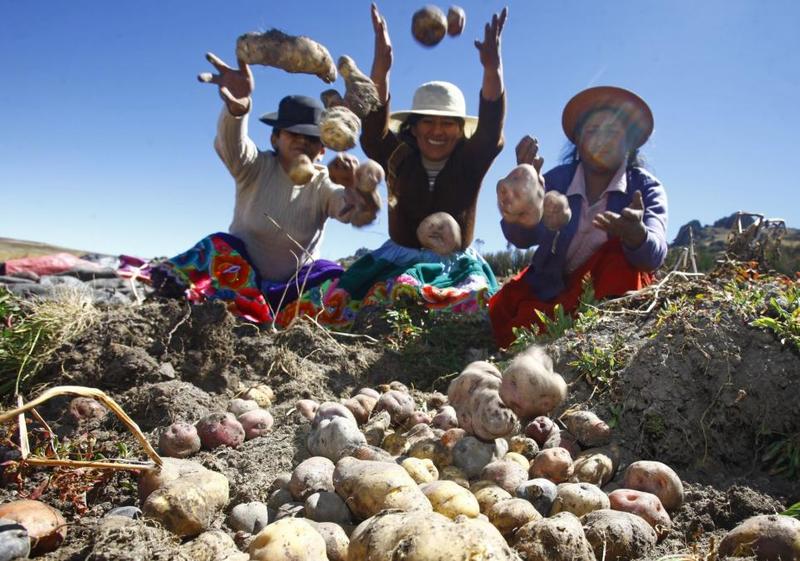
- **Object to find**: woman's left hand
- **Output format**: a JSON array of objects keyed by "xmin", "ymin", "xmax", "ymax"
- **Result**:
[
  {"xmin": 593, "ymin": 190, "xmax": 647, "ymax": 248},
  {"xmin": 475, "ymin": 7, "xmax": 507, "ymax": 71}
]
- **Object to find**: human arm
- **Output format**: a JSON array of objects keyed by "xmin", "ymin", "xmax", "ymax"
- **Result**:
[
  {"xmin": 475, "ymin": 7, "xmax": 507, "ymax": 102},
  {"xmin": 370, "ymin": 3, "xmax": 392, "ymax": 105}
]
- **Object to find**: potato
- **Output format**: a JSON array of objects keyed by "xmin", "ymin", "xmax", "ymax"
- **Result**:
[
  {"xmin": 295, "ymin": 399, "xmax": 319, "ymax": 421},
  {"xmin": 452, "ymin": 435, "xmax": 508, "ymax": 479},
  {"xmin": 195, "ymin": 412, "xmax": 245, "ymax": 450},
  {"xmin": 288, "ymin": 154, "xmax": 315, "ymax": 185},
  {"xmin": 68, "ymin": 396, "xmax": 107, "ymax": 422},
  {"xmin": 304, "ymin": 491, "xmax": 353, "ymax": 525},
  {"xmin": 431, "ymin": 405, "xmax": 459, "ymax": 430},
  {"xmin": 411, "ymin": 6, "xmax": 447, "ymax": 47},
  {"xmin": 550, "ymin": 482, "xmax": 610, "ymax": 517},
  {"xmin": 407, "ymin": 436, "xmax": 453, "ymax": 469},
  {"xmin": 343, "ymin": 394, "xmax": 377, "ymax": 425},
  {"xmin": 237, "ymin": 29, "xmax": 337, "ymax": 83},
  {"xmin": 500, "ymin": 345, "xmax": 566, "ymax": 419},
  {"xmin": 543, "ymin": 428, "xmax": 581, "ymax": 458},
  {"xmin": 513, "ymin": 512, "xmax": 596, "ymax": 561},
  {"xmin": 351, "ymin": 160, "xmax": 384, "ymax": 227},
  {"xmin": 381, "ymin": 431, "xmax": 410, "ymax": 456},
  {"xmin": 420, "ymin": 480, "xmax": 479, "ymax": 519},
  {"xmin": 239, "ymin": 384, "xmax": 274, "ymax": 408},
  {"xmin": 417, "ymin": 212, "xmax": 462, "ymax": 255},
  {"xmin": 320, "ymin": 88, "xmax": 345, "ymax": 109},
  {"xmin": 237, "ymin": 408, "xmax": 274, "ymax": 440},
  {"xmin": 248, "ymin": 518, "xmax": 329, "ymax": 561},
  {"xmin": 181, "ymin": 529, "xmax": 249, "ymax": 561},
  {"xmin": 428, "ymin": 392, "xmax": 448, "ymax": 409},
  {"xmin": 608, "ymin": 489, "xmax": 671, "ymax": 540},
  {"xmin": 142, "ymin": 469, "xmax": 230, "ymax": 537},
  {"xmin": 561, "ymin": 409, "xmax": 611, "ymax": 447},
  {"xmin": 439, "ymin": 466, "xmax": 470, "ymax": 489},
  {"xmin": 307, "ymin": 416, "xmax": 367, "ymax": 461},
  {"xmin": 472, "ymin": 483, "xmax": 512, "ymax": 514},
  {"xmin": 508, "ymin": 435, "xmax": 539, "ymax": 460},
  {"xmin": 350, "ymin": 444, "xmax": 395, "ymax": 462},
  {"xmin": 447, "ymin": 5, "xmax": 466, "ymax": 36},
  {"xmin": 227, "ymin": 398, "xmax": 259, "ymax": 417},
  {"xmin": 313, "ymin": 402, "xmax": 357, "ymax": 429},
  {"xmin": 275, "ymin": 502, "xmax": 305, "ymax": 520},
  {"xmin": 504, "ymin": 452, "xmax": 531, "ymax": 470},
  {"xmin": 288, "ymin": 456, "xmax": 336, "ymax": 501},
  {"xmin": 441, "ymin": 427, "xmax": 467, "ymax": 449},
  {"xmin": 529, "ymin": 447, "xmax": 574, "ymax": 483},
  {"xmin": 516, "ymin": 478, "xmax": 557, "ymax": 516},
  {"xmin": 488, "ymin": 497, "xmax": 541, "ymax": 537},
  {"xmin": 481, "ymin": 459, "xmax": 529, "ymax": 494},
  {"xmin": 138, "ymin": 457, "xmax": 208, "ymax": 503},
  {"xmin": 571, "ymin": 447, "xmax": 616, "ymax": 486},
  {"xmin": 496, "ymin": 164, "xmax": 545, "ymax": 230},
  {"xmin": 622, "ymin": 460, "xmax": 684, "ymax": 512},
  {"xmin": 269, "ymin": 472, "xmax": 292, "ymax": 493},
  {"xmin": 332, "ymin": 457, "xmax": 432, "ymax": 520},
  {"xmin": 158, "ymin": 421, "xmax": 201, "ymax": 458},
  {"xmin": 524, "ymin": 416, "xmax": 556, "ymax": 446},
  {"xmin": 462, "ymin": 385, "xmax": 519, "ymax": 441},
  {"xmin": 0, "ymin": 516, "xmax": 30, "ymax": 560},
  {"xmin": 718, "ymin": 514, "xmax": 800, "ymax": 560},
  {"xmin": 374, "ymin": 389, "xmax": 415, "ymax": 425},
  {"xmin": 320, "ymin": 105, "xmax": 360, "ymax": 152},
  {"xmin": 228, "ymin": 501, "xmax": 270, "ymax": 534},
  {"xmin": 362, "ymin": 410, "xmax": 392, "ymax": 447},
  {"xmin": 348, "ymin": 510, "xmax": 517, "ymax": 561},
  {"xmin": 338, "ymin": 54, "xmax": 380, "ymax": 119},
  {"xmin": 542, "ymin": 190, "xmax": 572, "ymax": 231},
  {"xmin": 581, "ymin": 509, "xmax": 658, "ymax": 561},
  {"xmin": 359, "ymin": 387, "xmax": 381, "ymax": 399},
  {"xmin": 307, "ymin": 520, "xmax": 350, "ymax": 561},
  {"xmin": 267, "ymin": 487, "xmax": 293, "ymax": 511},
  {"xmin": 401, "ymin": 456, "xmax": 439, "ymax": 483},
  {"xmin": 0, "ymin": 500, "xmax": 66, "ymax": 555}
]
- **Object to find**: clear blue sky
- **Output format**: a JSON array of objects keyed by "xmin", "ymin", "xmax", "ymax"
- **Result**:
[{"xmin": 2, "ymin": 1, "xmax": 798, "ymax": 259}]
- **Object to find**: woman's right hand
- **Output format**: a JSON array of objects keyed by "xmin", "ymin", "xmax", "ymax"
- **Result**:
[
  {"xmin": 370, "ymin": 3, "xmax": 392, "ymax": 102},
  {"xmin": 198, "ymin": 52, "xmax": 254, "ymax": 116}
]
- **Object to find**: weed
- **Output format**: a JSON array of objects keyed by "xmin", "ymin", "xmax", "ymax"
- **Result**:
[
  {"xmin": 783, "ymin": 501, "xmax": 800, "ymax": 519},
  {"xmin": 568, "ymin": 336, "xmax": 628, "ymax": 392},
  {"xmin": 384, "ymin": 306, "xmax": 424, "ymax": 349},
  {"xmin": 750, "ymin": 283, "xmax": 800, "ymax": 351},
  {"xmin": 761, "ymin": 431, "xmax": 800, "ymax": 480}
]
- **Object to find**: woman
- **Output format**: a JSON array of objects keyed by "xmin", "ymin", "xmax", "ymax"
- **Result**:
[
  {"xmin": 319, "ymin": 4, "xmax": 507, "ymax": 324},
  {"xmin": 489, "ymin": 86, "xmax": 668, "ymax": 348}
]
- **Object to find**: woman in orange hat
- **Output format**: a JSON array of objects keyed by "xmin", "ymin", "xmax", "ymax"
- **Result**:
[{"xmin": 489, "ymin": 86, "xmax": 668, "ymax": 348}]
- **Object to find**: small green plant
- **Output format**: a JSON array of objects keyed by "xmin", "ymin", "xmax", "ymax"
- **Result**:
[
  {"xmin": 568, "ymin": 336, "xmax": 628, "ymax": 392},
  {"xmin": 783, "ymin": 501, "xmax": 800, "ymax": 519},
  {"xmin": 750, "ymin": 285, "xmax": 800, "ymax": 352},
  {"xmin": 761, "ymin": 431, "xmax": 800, "ymax": 480}
]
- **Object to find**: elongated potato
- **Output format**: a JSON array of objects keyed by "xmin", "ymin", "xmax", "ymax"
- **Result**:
[
  {"xmin": 236, "ymin": 29, "xmax": 336, "ymax": 83},
  {"xmin": 622, "ymin": 460, "xmax": 684, "ymax": 512},
  {"xmin": 420, "ymin": 480, "xmax": 480, "ymax": 519},
  {"xmin": 608, "ymin": 488, "xmax": 671, "ymax": 540},
  {"xmin": 561, "ymin": 409, "xmax": 611, "ymax": 447},
  {"xmin": 142, "ymin": 470, "xmax": 230, "ymax": 537},
  {"xmin": 338, "ymin": 55, "xmax": 380, "ymax": 118}
]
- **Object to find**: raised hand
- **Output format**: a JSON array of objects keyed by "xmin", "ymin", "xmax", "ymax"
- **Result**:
[
  {"xmin": 593, "ymin": 190, "xmax": 647, "ymax": 248},
  {"xmin": 474, "ymin": 7, "xmax": 507, "ymax": 72},
  {"xmin": 515, "ymin": 135, "xmax": 544, "ymax": 172},
  {"xmin": 327, "ymin": 153, "xmax": 359, "ymax": 189},
  {"xmin": 198, "ymin": 52, "xmax": 254, "ymax": 116},
  {"xmin": 370, "ymin": 3, "xmax": 392, "ymax": 103}
]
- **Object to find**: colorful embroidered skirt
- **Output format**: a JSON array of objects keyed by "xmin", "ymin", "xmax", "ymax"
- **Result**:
[{"xmin": 151, "ymin": 232, "xmax": 342, "ymax": 324}]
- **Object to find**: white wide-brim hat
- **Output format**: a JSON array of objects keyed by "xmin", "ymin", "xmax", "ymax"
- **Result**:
[{"xmin": 389, "ymin": 81, "xmax": 478, "ymax": 137}]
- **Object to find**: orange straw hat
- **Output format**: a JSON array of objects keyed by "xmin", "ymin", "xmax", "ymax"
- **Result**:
[{"xmin": 562, "ymin": 86, "xmax": 654, "ymax": 148}]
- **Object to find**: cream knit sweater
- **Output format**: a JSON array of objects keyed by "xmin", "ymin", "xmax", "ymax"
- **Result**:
[{"xmin": 215, "ymin": 108, "xmax": 351, "ymax": 282}]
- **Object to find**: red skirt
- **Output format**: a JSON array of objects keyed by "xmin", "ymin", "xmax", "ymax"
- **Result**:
[{"xmin": 488, "ymin": 239, "xmax": 654, "ymax": 348}]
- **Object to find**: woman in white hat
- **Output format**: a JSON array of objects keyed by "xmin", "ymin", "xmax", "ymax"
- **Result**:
[
  {"xmin": 331, "ymin": 4, "xmax": 507, "ymax": 319},
  {"xmin": 489, "ymin": 86, "xmax": 668, "ymax": 348}
]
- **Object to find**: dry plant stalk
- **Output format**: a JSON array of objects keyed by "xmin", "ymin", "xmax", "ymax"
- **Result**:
[{"xmin": 0, "ymin": 385, "xmax": 163, "ymax": 470}]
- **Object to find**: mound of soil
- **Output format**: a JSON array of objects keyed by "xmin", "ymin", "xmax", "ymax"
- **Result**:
[{"xmin": 0, "ymin": 265, "xmax": 797, "ymax": 560}]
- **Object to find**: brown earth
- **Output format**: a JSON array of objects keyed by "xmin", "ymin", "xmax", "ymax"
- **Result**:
[{"xmin": 0, "ymin": 264, "xmax": 797, "ymax": 560}]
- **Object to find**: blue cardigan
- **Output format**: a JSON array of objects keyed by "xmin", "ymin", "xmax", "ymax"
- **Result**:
[{"xmin": 500, "ymin": 161, "xmax": 668, "ymax": 301}]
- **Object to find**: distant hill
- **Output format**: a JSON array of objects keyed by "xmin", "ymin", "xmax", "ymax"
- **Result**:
[
  {"xmin": 669, "ymin": 212, "xmax": 800, "ymax": 274},
  {"xmin": 0, "ymin": 237, "xmax": 99, "ymax": 262}
]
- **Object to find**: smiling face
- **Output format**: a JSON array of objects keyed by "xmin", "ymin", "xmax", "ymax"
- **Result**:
[
  {"xmin": 272, "ymin": 129, "xmax": 325, "ymax": 172},
  {"xmin": 576, "ymin": 109, "xmax": 631, "ymax": 172},
  {"xmin": 410, "ymin": 115, "xmax": 464, "ymax": 162}
]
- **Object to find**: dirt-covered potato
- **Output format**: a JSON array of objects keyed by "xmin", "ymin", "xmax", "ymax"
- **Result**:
[
  {"xmin": 195, "ymin": 412, "xmax": 245, "ymax": 450},
  {"xmin": 508, "ymin": 435, "xmax": 539, "ymax": 460},
  {"xmin": 487, "ymin": 497, "xmax": 542, "ymax": 538},
  {"xmin": 338, "ymin": 54, "xmax": 380, "ymax": 119},
  {"xmin": 313, "ymin": 402, "xmax": 358, "ymax": 428},
  {"xmin": 481, "ymin": 459, "xmax": 530, "ymax": 494},
  {"xmin": 343, "ymin": 393, "xmax": 377, "ymax": 425},
  {"xmin": 374, "ymin": 389, "xmax": 415, "ymax": 425},
  {"xmin": 448, "ymin": 361, "xmax": 519, "ymax": 440},
  {"xmin": 452, "ymin": 435, "xmax": 508, "ymax": 479},
  {"xmin": 472, "ymin": 483, "xmax": 512, "ymax": 514},
  {"xmin": 447, "ymin": 5, "xmax": 466, "ymax": 36},
  {"xmin": 158, "ymin": 422, "xmax": 201, "ymax": 458},
  {"xmin": 407, "ymin": 436, "xmax": 452, "ymax": 469},
  {"xmin": 227, "ymin": 501, "xmax": 270, "ymax": 534},
  {"xmin": 561, "ymin": 409, "xmax": 611, "ymax": 447},
  {"xmin": 525, "ymin": 416, "xmax": 556, "ymax": 446},
  {"xmin": 351, "ymin": 443, "xmax": 395, "ymax": 463},
  {"xmin": 718, "ymin": 514, "xmax": 800, "ymax": 560},
  {"xmin": 332, "ymin": 457, "xmax": 432, "ymax": 520},
  {"xmin": 439, "ymin": 466, "xmax": 470, "ymax": 488},
  {"xmin": 288, "ymin": 456, "xmax": 335, "ymax": 501},
  {"xmin": 227, "ymin": 398, "xmax": 259, "ymax": 417},
  {"xmin": 239, "ymin": 384, "xmax": 274, "ymax": 408},
  {"xmin": 529, "ymin": 447, "xmax": 574, "ymax": 483},
  {"xmin": 581, "ymin": 509, "xmax": 658, "ymax": 561},
  {"xmin": 608, "ymin": 489, "xmax": 671, "ymax": 539},
  {"xmin": 550, "ymin": 482, "xmax": 610, "ymax": 517},
  {"xmin": 350, "ymin": 159, "xmax": 384, "ymax": 227},
  {"xmin": 431, "ymin": 405, "xmax": 459, "ymax": 430},
  {"xmin": 404, "ymin": 411, "xmax": 433, "ymax": 429},
  {"xmin": 287, "ymin": 154, "xmax": 315, "ymax": 185},
  {"xmin": 0, "ymin": 500, "xmax": 66, "ymax": 555},
  {"xmin": 496, "ymin": 164, "xmax": 545, "ymax": 229},
  {"xmin": 622, "ymin": 460, "xmax": 684, "ymax": 512},
  {"xmin": 237, "ymin": 29, "xmax": 336, "ymax": 83},
  {"xmin": 411, "ymin": 6, "xmax": 447, "ymax": 47},
  {"xmin": 307, "ymin": 416, "xmax": 367, "ymax": 461},
  {"xmin": 571, "ymin": 447, "xmax": 616, "ymax": 486},
  {"xmin": 295, "ymin": 399, "xmax": 319, "ymax": 421},
  {"xmin": 362, "ymin": 410, "xmax": 392, "ymax": 447},
  {"xmin": 237, "ymin": 408, "xmax": 274, "ymax": 440},
  {"xmin": 248, "ymin": 518, "xmax": 329, "ymax": 561},
  {"xmin": 401, "ymin": 456, "xmax": 439, "ymax": 483},
  {"xmin": 503, "ymin": 452, "xmax": 530, "ymax": 470},
  {"xmin": 441, "ymin": 427, "xmax": 467, "ymax": 449},
  {"xmin": 138, "ymin": 457, "xmax": 208, "ymax": 503},
  {"xmin": 542, "ymin": 190, "xmax": 572, "ymax": 231},
  {"xmin": 417, "ymin": 212, "xmax": 462, "ymax": 255},
  {"xmin": 420, "ymin": 480, "xmax": 480, "ymax": 519},
  {"xmin": 68, "ymin": 396, "xmax": 107, "ymax": 422},
  {"xmin": 500, "ymin": 345, "xmax": 566, "ymax": 419},
  {"xmin": 304, "ymin": 491, "xmax": 352, "ymax": 525},
  {"xmin": 516, "ymin": 478, "xmax": 558, "ymax": 517},
  {"xmin": 513, "ymin": 511, "xmax": 596, "ymax": 561},
  {"xmin": 320, "ymin": 105, "xmax": 360, "ymax": 152},
  {"xmin": 180, "ymin": 529, "xmax": 249, "ymax": 561},
  {"xmin": 307, "ymin": 520, "xmax": 349, "ymax": 561}
]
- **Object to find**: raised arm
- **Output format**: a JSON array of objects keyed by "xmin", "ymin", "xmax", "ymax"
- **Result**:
[
  {"xmin": 370, "ymin": 3, "xmax": 393, "ymax": 105},
  {"xmin": 474, "ymin": 7, "xmax": 507, "ymax": 102},
  {"xmin": 198, "ymin": 52, "xmax": 254, "ymax": 116}
]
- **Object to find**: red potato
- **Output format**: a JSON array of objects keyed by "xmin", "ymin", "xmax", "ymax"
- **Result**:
[
  {"xmin": 236, "ymin": 29, "xmax": 337, "ymax": 83},
  {"xmin": 496, "ymin": 164, "xmax": 545, "ymax": 229},
  {"xmin": 542, "ymin": 191, "xmax": 572, "ymax": 231},
  {"xmin": 500, "ymin": 346, "xmax": 566, "ymax": 419},
  {"xmin": 68, "ymin": 397, "xmax": 107, "ymax": 422},
  {"xmin": 343, "ymin": 394, "xmax": 378, "ymax": 425},
  {"xmin": 404, "ymin": 411, "xmax": 433, "ymax": 429},
  {"xmin": 525, "ymin": 416, "xmax": 556, "ymax": 446},
  {"xmin": 295, "ymin": 399, "xmax": 320, "ymax": 421},
  {"xmin": 447, "ymin": 5, "xmax": 466, "ymax": 36},
  {"xmin": 608, "ymin": 489, "xmax": 671, "ymax": 540},
  {"xmin": 622, "ymin": 460, "xmax": 684, "ymax": 512},
  {"xmin": 338, "ymin": 54, "xmax": 380, "ymax": 119},
  {"xmin": 561, "ymin": 409, "xmax": 611, "ymax": 447},
  {"xmin": 417, "ymin": 212, "xmax": 462, "ymax": 255},
  {"xmin": 158, "ymin": 421, "xmax": 201, "ymax": 458},
  {"xmin": 374, "ymin": 389, "xmax": 415, "ymax": 425},
  {"xmin": 411, "ymin": 6, "xmax": 447, "ymax": 47},
  {"xmin": 287, "ymin": 154, "xmax": 315, "ymax": 185},
  {"xmin": 542, "ymin": 428, "xmax": 581, "ymax": 458},
  {"xmin": 529, "ymin": 447, "xmax": 574, "ymax": 483},
  {"xmin": 0, "ymin": 500, "xmax": 66, "ymax": 555},
  {"xmin": 237, "ymin": 409, "xmax": 274, "ymax": 440},
  {"xmin": 195, "ymin": 412, "xmax": 245, "ymax": 450},
  {"xmin": 313, "ymin": 402, "xmax": 357, "ymax": 428},
  {"xmin": 432, "ymin": 405, "xmax": 459, "ymax": 430},
  {"xmin": 427, "ymin": 392, "xmax": 448, "ymax": 409}
]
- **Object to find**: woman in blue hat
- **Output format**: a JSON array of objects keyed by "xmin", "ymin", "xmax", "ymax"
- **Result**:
[{"xmin": 150, "ymin": 53, "xmax": 379, "ymax": 324}]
